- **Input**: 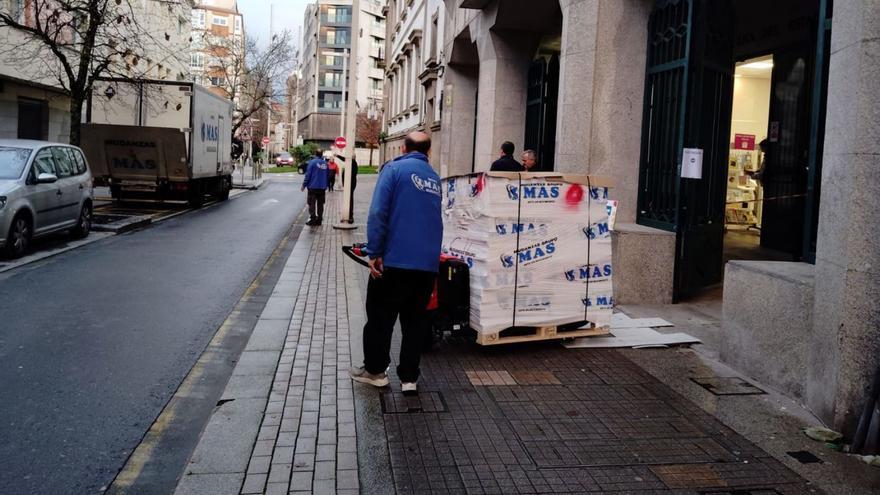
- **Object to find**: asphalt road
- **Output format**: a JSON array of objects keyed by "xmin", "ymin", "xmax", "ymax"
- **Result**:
[{"xmin": 0, "ymin": 177, "xmax": 306, "ymax": 494}]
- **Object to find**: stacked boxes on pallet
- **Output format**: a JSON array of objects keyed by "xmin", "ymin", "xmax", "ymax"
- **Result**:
[{"xmin": 441, "ymin": 172, "xmax": 616, "ymax": 340}]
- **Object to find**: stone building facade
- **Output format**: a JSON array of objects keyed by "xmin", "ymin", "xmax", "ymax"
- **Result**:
[
  {"xmin": 436, "ymin": 0, "xmax": 880, "ymax": 435},
  {"xmin": 381, "ymin": 0, "xmax": 446, "ymax": 161}
]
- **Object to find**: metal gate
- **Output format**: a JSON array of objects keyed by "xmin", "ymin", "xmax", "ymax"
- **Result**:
[{"xmin": 636, "ymin": 0, "xmax": 734, "ymax": 298}]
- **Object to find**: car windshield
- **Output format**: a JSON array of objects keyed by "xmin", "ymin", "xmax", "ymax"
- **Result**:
[
  {"xmin": 279, "ymin": 153, "xmax": 292, "ymax": 159},
  {"xmin": 0, "ymin": 147, "xmax": 32, "ymax": 179}
]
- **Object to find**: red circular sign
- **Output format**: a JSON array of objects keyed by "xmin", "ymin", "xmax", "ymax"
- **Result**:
[
  {"xmin": 335, "ymin": 136, "xmax": 347, "ymax": 149},
  {"xmin": 261, "ymin": 136, "xmax": 270, "ymax": 145}
]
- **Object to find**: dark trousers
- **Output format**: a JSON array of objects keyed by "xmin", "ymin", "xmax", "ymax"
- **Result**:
[
  {"xmin": 328, "ymin": 171, "xmax": 336, "ymax": 190},
  {"xmin": 363, "ymin": 267, "xmax": 436, "ymax": 382},
  {"xmin": 307, "ymin": 189, "xmax": 326, "ymax": 221}
]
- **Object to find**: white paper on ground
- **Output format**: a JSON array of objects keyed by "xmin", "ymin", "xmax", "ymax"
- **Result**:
[{"xmin": 610, "ymin": 313, "xmax": 674, "ymax": 329}]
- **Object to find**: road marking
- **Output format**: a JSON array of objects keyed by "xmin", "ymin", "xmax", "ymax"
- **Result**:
[{"xmin": 107, "ymin": 206, "xmax": 306, "ymax": 494}]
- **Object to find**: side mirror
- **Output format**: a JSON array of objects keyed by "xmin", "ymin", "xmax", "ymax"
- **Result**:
[{"xmin": 37, "ymin": 173, "xmax": 58, "ymax": 184}]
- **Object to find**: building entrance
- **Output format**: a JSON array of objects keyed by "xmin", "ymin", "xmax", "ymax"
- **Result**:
[{"xmin": 636, "ymin": 0, "xmax": 831, "ymax": 300}]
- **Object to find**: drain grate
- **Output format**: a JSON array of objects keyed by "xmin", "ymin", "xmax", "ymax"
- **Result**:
[
  {"xmin": 787, "ymin": 450, "xmax": 823, "ymax": 464},
  {"xmin": 380, "ymin": 391, "xmax": 447, "ymax": 414},
  {"xmin": 691, "ymin": 377, "xmax": 766, "ymax": 396}
]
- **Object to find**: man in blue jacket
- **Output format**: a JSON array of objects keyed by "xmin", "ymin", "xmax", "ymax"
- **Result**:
[
  {"xmin": 301, "ymin": 149, "xmax": 329, "ymax": 226},
  {"xmin": 350, "ymin": 131, "xmax": 442, "ymax": 395}
]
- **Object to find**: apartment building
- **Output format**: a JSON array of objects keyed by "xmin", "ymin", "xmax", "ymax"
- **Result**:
[
  {"xmin": 190, "ymin": 0, "xmax": 245, "ymax": 99},
  {"xmin": 297, "ymin": 0, "xmax": 386, "ymax": 149},
  {"xmin": 381, "ymin": 0, "xmax": 444, "ymax": 162}
]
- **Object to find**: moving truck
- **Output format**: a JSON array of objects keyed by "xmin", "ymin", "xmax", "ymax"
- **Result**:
[{"xmin": 81, "ymin": 78, "xmax": 233, "ymax": 206}]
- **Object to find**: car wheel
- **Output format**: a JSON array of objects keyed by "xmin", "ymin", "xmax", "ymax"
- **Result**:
[
  {"xmin": 4, "ymin": 214, "xmax": 32, "ymax": 259},
  {"xmin": 71, "ymin": 202, "xmax": 92, "ymax": 239}
]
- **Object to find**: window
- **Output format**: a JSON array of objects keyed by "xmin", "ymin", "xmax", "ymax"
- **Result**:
[
  {"xmin": 9, "ymin": 0, "xmax": 24, "ymax": 22},
  {"xmin": 212, "ymin": 16, "xmax": 228, "ymax": 26},
  {"xmin": 51, "ymin": 147, "xmax": 74, "ymax": 178},
  {"xmin": 234, "ymin": 16, "xmax": 242, "ymax": 33},
  {"xmin": 324, "ymin": 28, "xmax": 349, "ymax": 45},
  {"xmin": 192, "ymin": 9, "xmax": 205, "ymax": 28},
  {"xmin": 430, "ymin": 13, "xmax": 439, "ymax": 60},
  {"xmin": 322, "ymin": 71, "xmax": 344, "ymax": 88},
  {"xmin": 190, "ymin": 53, "xmax": 204, "ymax": 69},
  {"xmin": 319, "ymin": 92, "xmax": 342, "ymax": 109},
  {"xmin": 209, "ymin": 76, "xmax": 226, "ymax": 86},
  {"xmin": 32, "ymin": 149, "xmax": 56, "ymax": 177},
  {"xmin": 0, "ymin": 147, "xmax": 31, "ymax": 180},
  {"xmin": 17, "ymin": 98, "xmax": 48, "ymax": 140},
  {"xmin": 68, "ymin": 148, "xmax": 87, "ymax": 175}
]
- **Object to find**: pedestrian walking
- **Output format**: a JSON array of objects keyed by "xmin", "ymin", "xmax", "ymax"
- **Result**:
[
  {"xmin": 350, "ymin": 131, "xmax": 442, "ymax": 395},
  {"xmin": 489, "ymin": 141, "xmax": 524, "ymax": 171},
  {"xmin": 326, "ymin": 152, "xmax": 339, "ymax": 191},
  {"xmin": 302, "ymin": 149, "xmax": 329, "ymax": 226}
]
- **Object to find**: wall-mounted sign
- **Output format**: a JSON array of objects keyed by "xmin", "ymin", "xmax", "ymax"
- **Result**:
[
  {"xmin": 681, "ymin": 148, "xmax": 703, "ymax": 179},
  {"xmin": 769, "ymin": 122, "xmax": 780, "ymax": 142},
  {"xmin": 734, "ymin": 133, "xmax": 756, "ymax": 150}
]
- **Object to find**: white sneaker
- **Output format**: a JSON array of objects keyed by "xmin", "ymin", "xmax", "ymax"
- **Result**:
[
  {"xmin": 401, "ymin": 382, "xmax": 418, "ymax": 395},
  {"xmin": 349, "ymin": 367, "xmax": 389, "ymax": 387}
]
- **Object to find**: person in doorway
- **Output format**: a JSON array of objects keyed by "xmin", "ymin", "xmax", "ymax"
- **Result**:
[
  {"xmin": 302, "ymin": 149, "xmax": 329, "ymax": 226},
  {"xmin": 521, "ymin": 149, "xmax": 538, "ymax": 171},
  {"xmin": 489, "ymin": 141, "xmax": 523, "ymax": 171},
  {"xmin": 337, "ymin": 154, "xmax": 359, "ymax": 223},
  {"xmin": 350, "ymin": 131, "xmax": 442, "ymax": 395},
  {"xmin": 751, "ymin": 139, "xmax": 769, "ymax": 186}
]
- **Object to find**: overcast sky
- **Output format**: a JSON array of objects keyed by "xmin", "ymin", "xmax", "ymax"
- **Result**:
[{"xmin": 238, "ymin": 0, "xmax": 313, "ymax": 51}]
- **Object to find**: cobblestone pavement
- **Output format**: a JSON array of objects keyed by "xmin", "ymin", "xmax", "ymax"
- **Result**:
[
  {"xmin": 370, "ymin": 339, "xmax": 816, "ymax": 494},
  {"xmin": 176, "ymin": 182, "xmax": 819, "ymax": 495}
]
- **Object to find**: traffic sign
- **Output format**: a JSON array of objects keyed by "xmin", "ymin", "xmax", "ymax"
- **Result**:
[
  {"xmin": 335, "ymin": 136, "xmax": 347, "ymax": 149},
  {"xmin": 261, "ymin": 136, "xmax": 270, "ymax": 145}
]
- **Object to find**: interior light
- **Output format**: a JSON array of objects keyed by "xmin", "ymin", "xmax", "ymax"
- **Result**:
[{"xmin": 739, "ymin": 60, "xmax": 774, "ymax": 70}]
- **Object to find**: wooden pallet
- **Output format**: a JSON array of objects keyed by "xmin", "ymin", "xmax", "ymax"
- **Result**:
[{"xmin": 476, "ymin": 323, "xmax": 610, "ymax": 346}]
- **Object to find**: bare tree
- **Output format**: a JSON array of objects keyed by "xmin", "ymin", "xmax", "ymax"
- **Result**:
[
  {"xmin": 200, "ymin": 29, "xmax": 295, "ymax": 138},
  {"xmin": 0, "ymin": 0, "xmax": 184, "ymax": 145},
  {"xmin": 356, "ymin": 110, "xmax": 381, "ymax": 166}
]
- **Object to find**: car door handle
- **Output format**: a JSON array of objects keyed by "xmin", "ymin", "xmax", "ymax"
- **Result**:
[
  {"xmin": 56, "ymin": 190, "xmax": 63, "ymax": 196},
  {"xmin": 79, "ymin": 184, "xmax": 84, "ymax": 189}
]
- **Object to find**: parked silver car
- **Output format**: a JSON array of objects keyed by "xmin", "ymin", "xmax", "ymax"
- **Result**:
[{"xmin": 0, "ymin": 140, "xmax": 94, "ymax": 258}]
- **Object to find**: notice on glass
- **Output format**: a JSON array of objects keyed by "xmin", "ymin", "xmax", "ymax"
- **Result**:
[{"xmin": 681, "ymin": 148, "xmax": 703, "ymax": 179}]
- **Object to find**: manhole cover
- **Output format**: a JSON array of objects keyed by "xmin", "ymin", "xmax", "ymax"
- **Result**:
[
  {"xmin": 690, "ymin": 377, "xmax": 766, "ymax": 396},
  {"xmin": 380, "ymin": 391, "xmax": 447, "ymax": 414}
]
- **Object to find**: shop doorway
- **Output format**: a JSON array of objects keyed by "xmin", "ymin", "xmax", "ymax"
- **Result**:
[{"xmin": 636, "ymin": 0, "xmax": 831, "ymax": 300}]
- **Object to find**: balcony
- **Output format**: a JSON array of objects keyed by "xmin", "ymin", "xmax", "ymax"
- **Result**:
[
  {"xmin": 320, "ymin": 14, "xmax": 351, "ymax": 25},
  {"xmin": 319, "ymin": 37, "xmax": 351, "ymax": 48}
]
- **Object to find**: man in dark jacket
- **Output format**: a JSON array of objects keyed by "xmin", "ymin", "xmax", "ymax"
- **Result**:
[
  {"xmin": 301, "ymin": 149, "xmax": 329, "ymax": 226},
  {"xmin": 350, "ymin": 131, "xmax": 442, "ymax": 395},
  {"xmin": 489, "ymin": 141, "xmax": 523, "ymax": 171}
]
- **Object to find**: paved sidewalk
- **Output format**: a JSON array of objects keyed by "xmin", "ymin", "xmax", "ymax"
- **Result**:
[{"xmin": 174, "ymin": 178, "xmax": 877, "ymax": 494}]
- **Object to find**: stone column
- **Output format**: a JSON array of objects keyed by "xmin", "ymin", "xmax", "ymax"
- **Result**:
[
  {"xmin": 806, "ymin": 0, "xmax": 880, "ymax": 434},
  {"xmin": 555, "ymin": 0, "xmax": 599, "ymax": 173},
  {"xmin": 440, "ymin": 64, "xmax": 479, "ymax": 177},
  {"xmin": 472, "ymin": 29, "xmax": 537, "ymax": 171}
]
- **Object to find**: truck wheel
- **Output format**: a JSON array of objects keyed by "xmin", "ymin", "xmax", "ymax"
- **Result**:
[
  {"xmin": 217, "ymin": 177, "xmax": 231, "ymax": 201},
  {"xmin": 188, "ymin": 184, "xmax": 205, "ymax": 208},
  {"xmin": 3, "ymin": 213, "xmax": 32, "ymax": 259}
]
